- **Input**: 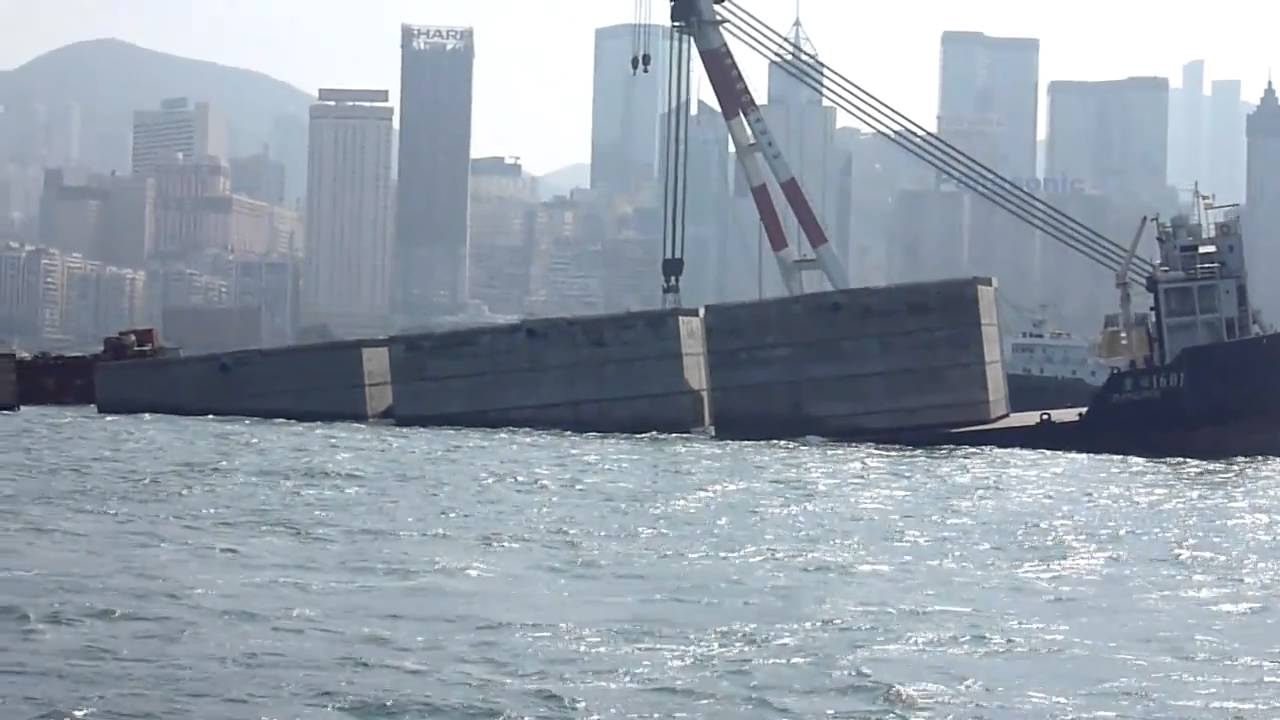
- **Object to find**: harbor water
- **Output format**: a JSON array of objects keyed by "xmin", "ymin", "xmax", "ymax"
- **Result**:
[{"xmin": 2, "ymin": 407, "xmax": 1279, "ymax": 719}]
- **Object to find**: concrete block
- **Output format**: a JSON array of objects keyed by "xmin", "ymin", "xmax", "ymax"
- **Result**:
[
  {"xmin": 390, "ymin": 308, "xmax": 709, "ymax": 433},
  {"xmin": 705, "ymin": 277, "xmax": 1008, "ymax": 439},
  {"xmin": 94, "ymin": 339, "xmax": 392, "ymax": 421},
  {"xmin": 0, "ymin": 354, "xmax": 17, "ymax": 411}
]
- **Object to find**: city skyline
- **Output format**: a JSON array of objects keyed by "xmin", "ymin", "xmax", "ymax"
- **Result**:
[
  {"xmin": 0, "ymin": 2, "xmax": 1276, "ymax": 353},
  {"xmin": 3, "ymin": 0, "xmax": 1276, "ymax": 175}
]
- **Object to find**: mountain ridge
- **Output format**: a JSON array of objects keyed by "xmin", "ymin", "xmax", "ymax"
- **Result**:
[{"xmin": 0, "ymin": 38, "xmax": 314, "ymax": 200}]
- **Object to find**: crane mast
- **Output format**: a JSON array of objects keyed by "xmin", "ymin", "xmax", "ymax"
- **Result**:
[
  {"xmin": 671, "ymin": 0, "xmax": 849, "ymax": 294},
  {"xmin": 1116, "ymin": 215, "xmax": 1150, "ymax": 348}
]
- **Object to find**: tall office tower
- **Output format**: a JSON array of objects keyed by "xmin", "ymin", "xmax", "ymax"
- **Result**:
[
  {"xmin": 938, "ymin": 31, "xmax": 1039, "ymax": 180},
  {"xmin": 763, "ymin": 13, "xmax": 840, "ymax": 291},
  {"xmin": 655, "ymin": 100, "xmax": 734, "ymax": 306},
  {"xmin": 767, "ymin": 17, "xmax": 823, "ymax": 107},
  {"xmin": 1246, "ymin": 80, "xmax": 1280, "ymax": 322},
  {"xmin": 1046, "ymin": 77, "xmax": 1170, "ymax": 201},
  {"xmin": 1177, "ymin": 60, "xmax": 1207, "ymax": 189},
  {"xmin": 131, "ymin": 97, "xmax": 228, "ymax": 175},
  {"xmin": 590, "ymin": 23, "xmax": 679, "ymax": 194},
  {"xmin": 1209, "ymin": 79, "xmax": 1246, "ymax": 203},
  {"xmin": 304, "ymin": 89, "xmax": 396, "ymax": 338},
  {"xmin": 938, "ymin": 31, "xmax": 1040, "ymax": 311},
  {"xmin": 396, "ymin": 25, "xmax": 475, "ymax": 324}
]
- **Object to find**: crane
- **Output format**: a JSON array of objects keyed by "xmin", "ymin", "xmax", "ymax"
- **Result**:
[
  {"xmin": 651, "ymin": 0, "xmax": 1160, "ymax": 306},
  {"xmin": 714, "ymin": 0, "xmax": 1157, "ymax": 287},
  {"xmin": 1116, "ymin": 215, "xmax": 1150, "ymax": 351},
  {"xmin": 669, "ymin": 0, "xmax": 850, "ymax": 296}
]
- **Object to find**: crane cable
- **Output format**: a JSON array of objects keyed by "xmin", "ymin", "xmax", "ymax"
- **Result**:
[
  {"xmin": 630, "ymin": 1, "xmax": 642, "ymax": 74},
  {"xmin": 720, "ymin": 6, "xmax": 1147, "ymax": 280},
  {"xmin": 718, "ymin": 1, "xmax": 1154, "ymax": 282},
  {"xmin": 721, "ymin": 0, "xmax": 1151, "ymax": 276},
  {"xmin": 661, "ymin": 24, "xmax": 692, "ymax": 306},
  {"xmin": 720, "ymin": 0, "xmax": 1154, "ymax": 279},
  {"xmin": 642, "ymin": 0, "xmax": 653, "ymax": 73}
]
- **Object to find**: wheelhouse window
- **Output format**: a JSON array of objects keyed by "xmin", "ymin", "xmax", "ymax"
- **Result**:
[
  {"xmin": 1164, "ymin": 286, "xmax": 1197, "ymax": 319},
  {"xmin": 1196, "ymin": 284, "xmax": 1219, "ymax": 314},
  {"xmin": 1201, "ymin": 318, "xmax": 1225, "ymax": 344}
]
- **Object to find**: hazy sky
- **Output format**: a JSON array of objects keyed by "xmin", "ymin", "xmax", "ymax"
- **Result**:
[{"xmin": 1, "ymin": 0, "xmax": 1274, "ymax": 174}]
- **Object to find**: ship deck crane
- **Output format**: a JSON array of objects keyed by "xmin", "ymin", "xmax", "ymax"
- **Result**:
[{"xmin": 1117, "ymin": 215, "xmax": 1150, "ymax": 348}]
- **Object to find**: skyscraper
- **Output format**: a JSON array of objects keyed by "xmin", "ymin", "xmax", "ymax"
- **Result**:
[
  {"xmin": 395, "ymin": 24, "xmax": 476, "ymax": 324},
  {"xmin": 1178, "ymin": 60, "xmax": 1207, "ymax": 188},
  {"xmin": 1209, "ymin": 79, "xmax": 1246, "ymax": 202},
  {"xmin": 938, "ymin": 31, "xmax": 1039, "ymax": 180},
  {"xmin": 661, "ymin": 100, "xmax": 732, "ymax": 306},
  {"xmin": 767, "ymin": 19, "xmax": 823, "ymax": 107},
  {"xmin": 1245, "ymin": 79, "xmax": 1280, "ymax": 322},
  {"xmin": 763, "ymin": 14, "xmax": 840, "ymax": 291},
  {"xmin": 937, "ymin": 31, "xmax": 1039, "ymax": 314},
  {"xmin": 1046, "ymin": 77, "xmax": 1170, "ymax": 201},
  {"xmin": 590, "ymin": 23, "xmax": 678, "ymax": 194},
  {"xmin": 131, "ymin": 98, "xmax": 228, "ymax": 175},
  {"xmin": 304, "ymin": 89, "xmax": 395, "ymax": 338}
]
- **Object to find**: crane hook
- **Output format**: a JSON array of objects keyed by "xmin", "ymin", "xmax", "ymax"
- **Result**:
[
  {"xmin": 641, "ymin": 52, "xmax": 652, "ymax": 73},
  {"xmin": 630, "ymin": 55, "xmax": 640, "ymax": 75}
]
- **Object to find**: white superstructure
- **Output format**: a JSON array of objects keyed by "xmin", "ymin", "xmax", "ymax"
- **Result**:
[{"xmin": 1006, "ymin": 312, "xmax": 1109, "ymax": 385}]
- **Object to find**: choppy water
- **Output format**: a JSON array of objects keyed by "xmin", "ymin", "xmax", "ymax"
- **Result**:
[{"xmin": 2, "ymin": 407, "xmax": 1280, "ymax": 719}]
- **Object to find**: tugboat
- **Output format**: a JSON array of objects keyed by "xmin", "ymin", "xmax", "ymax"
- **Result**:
[
  {"xmin": 1067, "ymin": 202, "xmax": 1277, "ymax": 457},
  {"xmin": 888, "ymin": 196, "xmax": 1280, "ymax": 459}
]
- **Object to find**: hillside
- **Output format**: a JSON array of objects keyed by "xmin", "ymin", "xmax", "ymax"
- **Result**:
[
  {"xmin": 0, "ymin": 38, "xmax": 313, "ymax": 200},
  {"xmin": 536, "ymin": 163, "xmax": 590, "ymax": 200}
]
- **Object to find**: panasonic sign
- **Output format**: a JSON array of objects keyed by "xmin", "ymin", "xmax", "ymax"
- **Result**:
[{"xmin": 406, "ymin": 25, "xmax": 473, "ymax": 51}]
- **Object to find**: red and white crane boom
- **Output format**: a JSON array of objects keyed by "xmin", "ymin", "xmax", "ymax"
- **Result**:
[{"xmin": 672, "ymin": 0, "xmax": 849, "ymax": 293}]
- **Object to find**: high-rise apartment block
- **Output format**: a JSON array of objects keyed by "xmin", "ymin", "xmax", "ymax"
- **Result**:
[
  {"xmin": 151, "ymin": 158, "xmax": 298, "ymax": 263},
  {"xmin": 468, "ymin": 156, "xmax": 538, "ymax": 317},
  {"xmin": 0, "ymin": 243, "xmax": 146, "ymax": 348},
  {"xmin": 131, "ymin": 97, "xmax": 228, "ymax": 176},
  {"xmin": 38, "ymin": 170, "xmax": 156, "ymax": 268},
  {"xmin": 525, "ymin": 191, "xmax": 606, "ymax": 318}
]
